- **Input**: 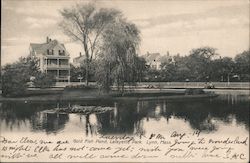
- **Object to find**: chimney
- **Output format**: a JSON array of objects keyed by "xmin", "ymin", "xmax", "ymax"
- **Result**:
[
  {"xmin": 80, "ymin": 52, "xmax": 82, "ymax": 57},
  {"xmin": 46, "ymin": 37, "xmax": 49, "ymax": 43}
]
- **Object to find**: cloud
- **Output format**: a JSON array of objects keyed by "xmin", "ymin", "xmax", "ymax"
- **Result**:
[
  {"xmin": 139, "ymin": 3, "xmax": 249, "ymax": 39},
  {"xmin": 24, "ymin": 17, "xmax": 57, "ymax": 29},
  {"xmin": 2, "ymin": 35, "xmax": 44, "ymax": 47},
  {"xmin": 142, "ymin": 16, "xmax": 249, "ymax": 39},
  {"xmin": 134, "ymin": 20, "xmax": 151, "ymax": 28},
  {"xmin": 134, "ymin": 4, "xmax": 249, "ymax": 30}
]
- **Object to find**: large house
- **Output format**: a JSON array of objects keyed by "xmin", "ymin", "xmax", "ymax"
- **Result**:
[{"xmin": 29, "ymin": 37, "xmax": 70, "ymax": 82}]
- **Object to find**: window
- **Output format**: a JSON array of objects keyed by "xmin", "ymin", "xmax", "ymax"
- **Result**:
[
  {"xmin": 59, "ymin": 50, "xmax": 65, "ymax": 56},
  {"xmin": 47, "ymin": 49, "xmax": 53, "ymax": 55}
]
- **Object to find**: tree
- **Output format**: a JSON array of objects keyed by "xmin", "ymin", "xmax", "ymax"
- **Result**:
[
  {"xmin": 187, "ymin": 47, "xmax": 219, "ymax": 81},
  {"xmin": 96, "ymin": 18, "xmax": 141, "ymax": 92},
  {"xmin": 160, "ymin": 62, "xmax": 177, "ymax": 81},
  {"xmin": 2, "ymin": 57, "xmax": 39, "ymax": 97},
  {"xmin": 70, "ymin": 64, "xmax": 86, "ymax": 82},
  {"xmin": 211, "ymin": 57, "xmax": 234, "ymax": 82},
  {"xmin": 70, "ymin": 61, "xmax": 97, "ymax": 82},
  {"xmin": 59, "ymin": 3, "xmax": 121, "ymax": 86},
  {"xmin": 134, "ymin": 56, "xmax": 148, "ymax": 82},
  {"xmin": 234, "ymin": 50, "xmax": 250, "ymax": 81},
  {"xmin": 2, "ymin": 56, "xmax": 55, "ymax": 96}
]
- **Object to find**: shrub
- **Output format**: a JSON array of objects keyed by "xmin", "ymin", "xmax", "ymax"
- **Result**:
[
  {"xmin": 33, "ymin": 73, "xmax": 56, "ymax": 88},
  {"xmin": 65, "ymin": 84, "xmax": 96, "ymax": 90},
  {"xmin": 2, "ymin": 64, "xmax": 30, "ymax": 97}
]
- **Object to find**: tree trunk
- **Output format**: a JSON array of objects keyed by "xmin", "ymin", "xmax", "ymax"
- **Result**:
[
  {"xmin": 83, "ymin": 34, "xmax": 89, "ymax": 86},
  {"xmin": 85, "ymin": 59, "xmax": 89, "ymax": 86}
]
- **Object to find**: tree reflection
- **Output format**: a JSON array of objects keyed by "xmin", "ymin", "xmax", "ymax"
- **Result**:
[
  {"xmin": 96, "ymin": 100, "xmax": 148, "ymax": 135},
  {"xmin": 30, "ymin": 112, "xmax": 69, "ymax": 134},
  {"xmin": 0, "ymin": 95, "xmax": 249, "ymax": 135},
  {"xmin": 96, "ymin": 96, "xmax": 249, "ymax": 134},
  {"xmin": 84, "ymin": 114, "xmax": 99, "ymax": 136},
  {"xmin": 0, "ymin": 102, "xmax": 69, "ymax": 134}
]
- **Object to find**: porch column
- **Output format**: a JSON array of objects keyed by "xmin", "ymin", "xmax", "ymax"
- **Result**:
[
  {"xmin": 68, "ymin": 69, "xmax": 71, "ymax": 84},
  {"xmin": 57, "ymin": 70, "xmax": 59, "ymax": 82}
]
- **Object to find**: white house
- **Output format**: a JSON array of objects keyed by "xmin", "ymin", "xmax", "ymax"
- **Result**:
[{"xmin": 29, "ymin": 37, "xmax": 71, "ymax": 82}]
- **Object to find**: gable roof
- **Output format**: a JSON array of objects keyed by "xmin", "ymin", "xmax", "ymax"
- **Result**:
[
  {"xmin": 143, "ymin": 53, "xmax": 161, "ymax": 62},
  {"xmin": 30, "ymin": 40, "xmax": 68, "ymax": 55}
]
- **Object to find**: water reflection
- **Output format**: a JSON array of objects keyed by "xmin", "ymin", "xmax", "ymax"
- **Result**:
[
  {"xmin": 0, "ymin": 94, "xmax": 249, "ymax": 136},
  {"xmin": 30, "ymin": 112, "xmax": 69, "ymax": 134}
]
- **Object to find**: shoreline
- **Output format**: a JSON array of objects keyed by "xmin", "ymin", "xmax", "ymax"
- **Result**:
[{"xmin": 0, "ymin": 88, "xmax": 248, "ymax": 102}]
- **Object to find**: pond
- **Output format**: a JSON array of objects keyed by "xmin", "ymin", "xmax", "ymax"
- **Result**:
[{"xmin": 0, "ymin": 94, "xmax": 249, "ymax": 137}]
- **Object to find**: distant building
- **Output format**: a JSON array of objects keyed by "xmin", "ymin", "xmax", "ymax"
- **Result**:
[
  {"xmin": 29, "ymin": 37, "xmax": 70, "ymax": 82},
  {"xmin": 142, "ymin": 51, "xmax": 174, "ymax": 70},
  {"xmin": 142, "ymin": 52, "xmax": 162, "ymax": 70},
  {"xmin": 73, "ymin": 52, "xmax": 85, "ymax": 67}
]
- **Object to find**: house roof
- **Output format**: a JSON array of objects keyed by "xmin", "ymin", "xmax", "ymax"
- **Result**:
[
  {"xmin": 143, "ymin": 53, "xmax": 161, "ymax": 62},
  {"xmin": 73, "ymin": 55, "xmax": 85, "ymax": 61},
  {"xmin": 30, "ymin": 40, "xmax": 68, "ymax": 56}
]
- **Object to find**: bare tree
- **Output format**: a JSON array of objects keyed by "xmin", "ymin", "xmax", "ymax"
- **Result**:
[{"xmin": 59, "ymin": 3, "xmax": 121, "ymax": 85}]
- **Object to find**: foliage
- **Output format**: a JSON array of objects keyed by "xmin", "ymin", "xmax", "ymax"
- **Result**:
[
  {"xmin": 134, "ymin": 57, "xmax": 148, "ymax": 82},
  {"xmin": 59, "ymin": 3, "xmax": 121, "ymax": 85},
  {"xmin": 95, "ymin": 18, "xmax": 141, "ymax": 92},
  {"xmin": 234, "ymin": 50, "xmax": 250, "ymax": 81},
  {"xmin": 145, "ymin": 47, "xmax": 249, "ymax": 82},
  {"xmin": 33, "ymin": 73, "xmax": 56, "ymax": 88},
  {"xmin": 2, "ymin": 56, "xmax": 57, "ymax": 96},
  {"xmin": 70, "ymin": 64, "xmax": 86, "ymax": 82},
  {"xmin": 2, "ymin": 57, "xmax": 39, "ymax": 97},
  {"xmin": 65, "ymin": 84, "xmax": 96, "ymax": 89},
  {"xmin": 185, "ymin": 47, "xmax": 218, "ymax": 81},
  {"xmin": 70, "ymin": 61, "xmax": 97, "ymax": 82}
]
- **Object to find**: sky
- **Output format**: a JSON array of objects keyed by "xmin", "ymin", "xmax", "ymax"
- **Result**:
[{"xmin": 1, "ymin": 0, "xmax": 249, "ymax": 65}]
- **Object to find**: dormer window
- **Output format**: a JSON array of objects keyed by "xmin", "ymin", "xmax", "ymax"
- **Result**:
[{"xmin": 59, "ymin": 50, "xmax": 65, "ymax": 56}]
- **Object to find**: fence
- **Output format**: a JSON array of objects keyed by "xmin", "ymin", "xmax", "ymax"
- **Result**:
[
  {"xmin": 137, "ymin": 82, "xmax": 250, "ymax": 89},
  {"xmin": 54, "ymin": 81, "xmax": 249, "ymax": 89}
]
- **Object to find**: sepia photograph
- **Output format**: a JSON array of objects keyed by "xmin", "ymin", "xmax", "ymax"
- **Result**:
[{"xmin": 0, "ymin": 0, "xmax": 249, "ymax": 162}]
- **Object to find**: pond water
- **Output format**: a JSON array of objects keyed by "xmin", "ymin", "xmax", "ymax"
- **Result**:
[{"xmin": 0, "ymin": 94, "xmax": 249, "ymax": 136}]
